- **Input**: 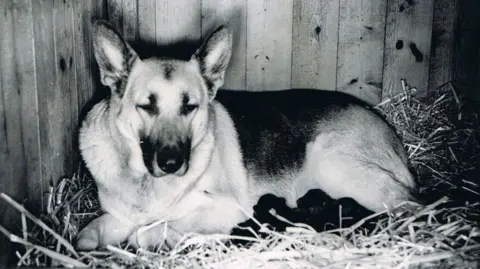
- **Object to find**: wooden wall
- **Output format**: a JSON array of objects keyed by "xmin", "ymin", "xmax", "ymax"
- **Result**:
[
  {"xmin": 0, "ymin": 0, "xmax": 476, "ymax": 265},
  {"xmin": 0, "ymin": 0, "xmax": 104, "ymax": 264}
]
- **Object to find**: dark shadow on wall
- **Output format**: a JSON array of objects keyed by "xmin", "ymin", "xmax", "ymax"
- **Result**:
[{"xmin": 453, "ymin": 0, "xmax": 480, "ymax": 102}]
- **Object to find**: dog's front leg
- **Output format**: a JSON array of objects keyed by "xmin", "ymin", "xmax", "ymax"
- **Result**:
[
  {"xmin": 128, "ymin": 190, "xmax": 249, "ymax": 250},
  {"xmin": 76, "ymin": 213, "xmax": 135, "ymax": 250}
]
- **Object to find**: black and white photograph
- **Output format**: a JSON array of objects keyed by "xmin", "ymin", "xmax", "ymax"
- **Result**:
[{"xmin": 0, "ymin": 0, "xmax": 479, "ymax": 268}]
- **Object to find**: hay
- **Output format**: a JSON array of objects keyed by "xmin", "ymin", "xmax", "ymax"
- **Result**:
[{"xmin": 1, "ymin": 80, "xmax": 479, "ymax": 268}]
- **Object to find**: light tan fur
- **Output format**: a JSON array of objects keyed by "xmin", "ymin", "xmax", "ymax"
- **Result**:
[{"xmin": 76, "ymin": 21, "xmax": 417, "ymax": 250}]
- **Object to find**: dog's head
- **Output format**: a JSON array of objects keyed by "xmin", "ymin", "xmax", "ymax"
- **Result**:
[{"xmin": 92, "ymin": 20, "xmax": 232, "ymax": 177}]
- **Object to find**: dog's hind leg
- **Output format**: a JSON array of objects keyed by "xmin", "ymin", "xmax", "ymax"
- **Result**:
[
  {"xmin": 302, "ymin": 137, "xmax": 418, "ymax": 213},
  {"xmin": 76, "ymin": 213, "xmax": 135, "ymax": 250},
  {"xmin": 307, "ymin": 154, "xmax": 417, "ymax": 212}
]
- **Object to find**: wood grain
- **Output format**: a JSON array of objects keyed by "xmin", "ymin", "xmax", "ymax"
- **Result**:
[
  {"xmin": 428, "ymin": 0, "xmax": 458, "ymax": 93},
  {"xmin": 73, "ymin": 0, "xmax": 97, "ymax": 118},
  {"xmin": 336, "ymin": 0, "xmax": 386, "ymax": 104},
  {"xmin": 32, "ymin": 0, "xmax": 56, "ymax": 209},
  {"xmin": 107, "ymin": 0, "xmax": 124, "ymax": 32},
  {"xmin": 0, "ymin": 0, "xmax": 41, "ymax": 264},
  {"xmin": 92, "ymin": 0, "xmax": 106, "ymax": 19},
  {"xmin": 138, "ymin": 0, "xmax": 156, "ymax": 43},
  {"xmin": 291, "ymin": 0, "xmax": 339, "ymax": 90},
  {"xmin": 202, "ymin": 0, "xmax": 247, "ymax": 90},
  {"xmin": 155, "ymin": 0, "xmax": 202, "ymax": 44},
  {"xmin": 47, "ymin": 0, "xmax": 77, "ymax": 181},
  {"xmin": 122, "ymin": 0, "xmax": 139, "ymax": 42},
  {"xmin": 0, "ymin": 0, "xmax": 41, "ymax": 207},
  {"xmin": 105, "ymin": 0, "xmax": 137, "ymax": 42},
  {"xmin": 246, "ymin": 0, "xmax": 293, "ymax": 91},
  {"xmin": 383, "ymin": 0, "xmax": 435, "ymax": 98}
]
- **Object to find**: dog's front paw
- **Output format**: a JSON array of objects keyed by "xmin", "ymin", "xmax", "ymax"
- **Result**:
[
  {"xmin": 76, "ymin": 226, "xmax": 100, "ymax": 250},
  {"xmin": 75, "ymin": 213, "xmax": 134, "ymax": 251},
  {"xmin": 128, "ymin": 223, "xmax": 182, "ymax": 250}
]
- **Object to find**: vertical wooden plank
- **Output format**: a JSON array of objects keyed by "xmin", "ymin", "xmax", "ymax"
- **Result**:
[
  {"xmin": 246, "ymin": 0, "xmax": 293, "ymax": 91},
  {"xmin": 336, "ymin": 0, "xmax": 386, "ymax": 105},
  {"xmin": 202, "ymin": 0, "xmax": 247, "ymax": 90},
  {"xmin": 61, "ymin": 0, "xmax": 79, "ymax": 172},
  {"xmin": 122, "ymin": 0, "xmax": 139, "ymax": 42},
  {"xmin": 35, "ymin": 0, "xmax": 59, "ymax": 186},
  {"xmin": 73, "ymin": 0, "xmax": 102, "ymax": 120},
  {"xmin": 106, "ymin": 0, "xmax": 138, "ymax": 44},
  {"xmin": 383, "ymin": 0, "xmax": 435, "ymax": 98},
  {"xmin": 106, "ymin": 0, "xmax": 124, "ymax": 33},
  {"xmin": 37, "ymin": 0, "xmax": 78, "ymax": 185},
  {"xmin": 428, "ymin": 0, "xmax": 458, "ymax": 93},
  {"xmin": 0, "ymin": 15, "xmax": 8, "ymax": 262},
  {"xmin": 0, "ymin": 1, "xmax": 23, "ymax": 265},
  {"xmin": 0, "ymin": 0, "xmax": 40, "ymax": 264},
  {"xmin": 8, "ymin": 0, "xmax": 41, "ymax": 204},
  {"xmin": 155, "ymin": 0, "xmax": 201, "ymax": 49},
  {"xmin": 138, "ymin": 0, "xmax": 156, "ymax": 43},
  {"xmin": 0, "ymin": 0, "xmax": 41, "ymax": 207},
  {"xmin": 292, "ymin": 0, "xmax": 339, "ymax": 90},
  {"xmin": 32, "ymin": 0, "xmax": 55, "ymax": 210},
  {"xmin": 93, "ymin": 0, "xmax": 106, "ymax": 19}
]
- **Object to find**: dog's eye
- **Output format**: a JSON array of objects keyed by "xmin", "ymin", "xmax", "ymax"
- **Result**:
[
  {"xmin": 181, "ymin": 104, "xmax": 199, "ymax": 115},
  {"xmin": 136, "ymin": 104, "xmax": 157, "ymax": 114}
]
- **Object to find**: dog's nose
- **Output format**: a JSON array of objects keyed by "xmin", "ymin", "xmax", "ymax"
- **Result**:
[
  {"xmin": 158, "ymin": 157, "xmax": 183, "ymax": 174},
  {"xmin": 156, "ymin": 148, "xmax": 184, "ymax": 174}
]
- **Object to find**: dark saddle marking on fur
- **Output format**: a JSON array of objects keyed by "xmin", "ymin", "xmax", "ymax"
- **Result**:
[{"xmin": 215, "ymin": 89, "xmax": 370, "ymax": 177}]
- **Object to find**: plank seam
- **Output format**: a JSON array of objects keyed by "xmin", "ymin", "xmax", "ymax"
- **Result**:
[
  {"xmin": 380, "ymin": 0, "xmax": 390, "ymax": 100},
  {"xmin": 334, "ymin": 0, "xmax": 341, "ymax": 91},
  {"xmin": 200, "ymin": 0, "xmax": 203, "ymax": 41},
  {"xmin": 289, "ymin": 0, "xmax": 293, "ymax": 88},
  {"xmin": 243, "ymin": 0, "xmax": 247, "ymax": 90},
  {"xmin": 245, "ymin": 0, "xmax": 249, "ymax": 90},
  {"xmin": 425, "ymin": 2, "xmax": 436, "ymax": 97},
  {"xmin": 29, "ymin": 0, "xmax": 43, "ymax": 211}
]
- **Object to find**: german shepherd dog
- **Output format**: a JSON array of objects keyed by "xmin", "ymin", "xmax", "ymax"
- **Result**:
[{"xmin": 76, "ymin": 20, "xmax": 418, "ymax": 250}]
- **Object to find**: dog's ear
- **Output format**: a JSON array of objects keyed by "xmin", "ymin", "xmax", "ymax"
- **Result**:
[
  {"xmin": 194, "ymin": 25, "xmax": 232, "ymax": 100},
  {"xmin": 92, "ymin": 20, "xmax": 138, "ymax": 96}
]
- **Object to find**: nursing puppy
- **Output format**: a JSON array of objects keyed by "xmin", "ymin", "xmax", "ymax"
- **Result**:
[{"xmin": 76, "ymin": 20, "xmax": 418, "ymax": 250}]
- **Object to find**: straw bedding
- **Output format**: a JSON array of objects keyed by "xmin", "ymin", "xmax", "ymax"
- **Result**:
[{"xmin": 1, "ymin": 80, "xmax": 479, "ymax": 268}]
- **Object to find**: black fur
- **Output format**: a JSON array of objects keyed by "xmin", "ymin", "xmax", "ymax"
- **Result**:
[
  {"xmin": 231, "ymin": 190, "xmax": 374, "ymax": 246},
  {"xmin": 180, "ymin": 93, "xmax": 197, "ymax": 115},
  {"xmin": 215, "ymin": 89, "xmax": 373, "ymax": 178},
  {"xmin": 140, "ymin": 138, "xmax": 156, "ymax": 175},
  {"xmin": 136, "ymin": 94, "xmax": 158, "ymax": 115}
]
